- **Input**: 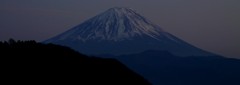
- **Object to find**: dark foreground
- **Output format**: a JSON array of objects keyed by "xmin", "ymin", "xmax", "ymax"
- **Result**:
[{"xmin": 0, "ymin": 40, "xmax": 151, "ymax": 85}]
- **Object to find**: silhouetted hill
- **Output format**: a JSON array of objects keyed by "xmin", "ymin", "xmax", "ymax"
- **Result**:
[
  {"xmin": 116, "ymin": 50, "xmax": 240, "ymax": 85},
  {"xmin": 0, "ymin": 39, "xmax": 151, "ymax": 85}
]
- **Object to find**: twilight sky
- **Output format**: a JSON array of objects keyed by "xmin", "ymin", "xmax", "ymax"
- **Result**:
[{"xmin": 0, "ymin": 0, "xmax": 239, "ymax": 58}]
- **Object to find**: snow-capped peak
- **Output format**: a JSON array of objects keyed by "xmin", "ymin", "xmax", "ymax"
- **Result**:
[
  {"xmin": 57, "ymin": 7, "xmax": 166, "ymax": 41},
  {"xmin": 44, "ymin": 7, "xmax": 215, "ymax": 57},
  {"xmin": 106, "ymin": 7, "xmax": 137, "ymax": 16}
]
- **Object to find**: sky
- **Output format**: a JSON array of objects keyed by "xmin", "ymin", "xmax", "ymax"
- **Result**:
[{"xmin": 0, "ymin": 0, "xmax": 239, "ymax": 58}]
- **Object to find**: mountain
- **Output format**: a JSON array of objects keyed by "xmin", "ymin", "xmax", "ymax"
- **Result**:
[
  {"xmin": 0, "ymin": 40, "xmax": 151, "ymax": 85},
  {"xmin": 44, "ymin": 7, "xmax": 215, "ymax": 56},
  {"xmin": 116, "ymin": 50, "xmax": 240, "ymax": 85},
  {"xmin": 42, "ymin": 7, "xmax": 240, "ymax": 85}
]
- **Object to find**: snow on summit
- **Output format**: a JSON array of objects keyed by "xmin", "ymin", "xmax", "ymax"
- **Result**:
[{"xmin": 55, "ymin": 7, "xmax": 165, "ymax": 41}]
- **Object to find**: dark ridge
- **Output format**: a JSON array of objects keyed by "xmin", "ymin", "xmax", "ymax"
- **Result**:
[{"xmin": 0, "ymin": 39, "xmax": 151, "ymax": 85}]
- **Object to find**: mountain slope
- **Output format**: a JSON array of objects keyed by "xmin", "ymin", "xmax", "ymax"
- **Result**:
[
  {"xmin": 48, "ymin": 7, "xmax": 164, "ymax": 41},
  {"xmin": 0, "ymin": 40, "xmax": 151, "ymax": 85},
  {"xmin": 44, "ymin": 7, "xmax": 215, "ymax": 56}
]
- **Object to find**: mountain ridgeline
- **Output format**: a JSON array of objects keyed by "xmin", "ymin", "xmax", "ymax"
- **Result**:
[
  {"xmin": 0, "ymin": 40, "xmax": 151, "ymax": 85},
  {"xmin": 44, "ymin": 7, "xmax": 214, "ymax": 56}
]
